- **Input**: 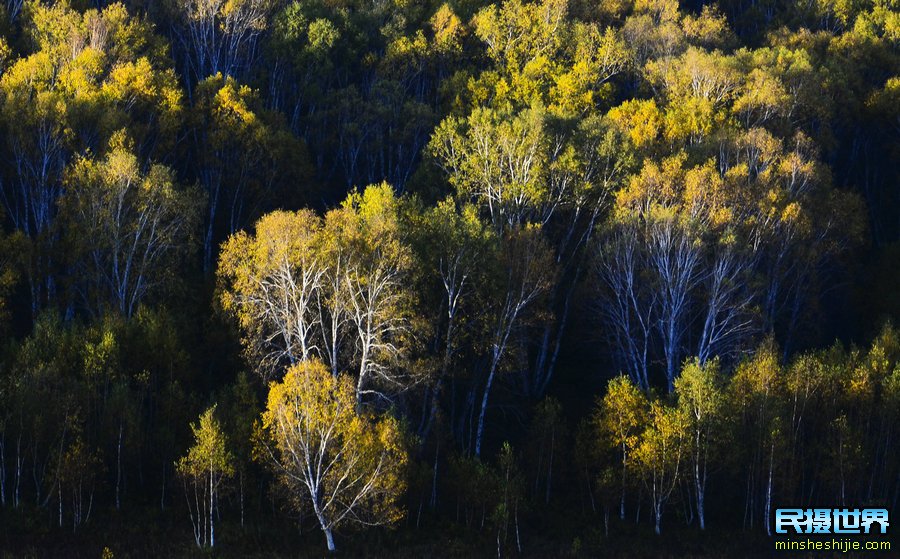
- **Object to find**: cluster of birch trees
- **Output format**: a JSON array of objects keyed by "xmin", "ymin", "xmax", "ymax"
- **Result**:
[{"xmin": 587, "ymin": 327, "xmax": 900, "ymax": 539}]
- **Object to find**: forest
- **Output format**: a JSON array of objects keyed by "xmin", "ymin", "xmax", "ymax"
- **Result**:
[{"xmin": 0, "ymin": 0, "xmax": 897, "ymax": 556}]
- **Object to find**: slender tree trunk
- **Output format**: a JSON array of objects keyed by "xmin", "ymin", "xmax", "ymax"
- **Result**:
[
  {"xmin": 116, "ymin": 422, "xmax": 123, "ymax": 510},
  {"xmin": 697, "ymin": 483, "xmax": 706, "ymax": 530},
  {"xmin": 322, "ymin": 522, "xmax": 335, "ymax": 552},
  {"xmin": 620, "ymin": 447, "xmax": 627, "ymax": 520},
  {"xmin": 474, "ymin": 357, "xmax": 499, "ymax": 457},
  {"xmin": 431, "ymin": 443, "xmax": 439, "ymax": 509},
  {"xmin": 765, "ymin": 439, "xmax": 774, "ymax": 537},
  {"xmin": 209, "ymin": 465, "xmax": 215, "ymax": 548},
  {"xmin": 695, "ymin": 434, "xmax": 706, "ymax": 530},
  {"xmin": 0, "ymin": 432, "xmax": 5, "ymax": 507},
  {"xmin": 546, "ymin": 429, "xmax": 554, "ymax": 504},
  {"xmin": 515, "ymin": 501, "xmax": 522, "ymax": 553},
  {"xmin": 14, "ymin": 433, "xmax": 21, "ymax": 508}
]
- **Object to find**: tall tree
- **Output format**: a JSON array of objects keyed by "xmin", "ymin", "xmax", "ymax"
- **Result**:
[
  {"xmin": 674, "ymin": 357, "xmax": 726, "ymax": 530},
  {"xmin": 633, "ymin": 399, "xmax": 685, "ymax": 535},
  {"xmin": 169, "ymin": 0, "xmax": 276, "ymax": 85},
  {"xmin": 593, "ymin": 374, "xmax": 648, "ymax": 520},
  {"xmin": 219, "ymin": 209, "xmax": 326, "ymax": 378}
]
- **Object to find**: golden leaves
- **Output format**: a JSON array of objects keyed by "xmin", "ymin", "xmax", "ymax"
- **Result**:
[{"xmin": 260, "ymin": 359, "xmax": 408, "ymax": 529}]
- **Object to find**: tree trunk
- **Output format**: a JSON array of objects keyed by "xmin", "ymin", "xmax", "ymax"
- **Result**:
[
  {"xmin": 323, "ymin": 524, "xmax": 335, "ymax": 552},
  {"xmin": 654, "ymin": 506, "xmax": 662, "ymax": 535},
  {"xmin": 431, "ymin": 443, "xmax": 439, "ymax": 509},
  {"xmin": 695, "ymin": 437, "xmax": 706, "ymax": 530},
  {"xmin": 474, "ymin": 359, "xmax": 499, "ymax": 457},
  {"xmin": 209, "ymin": 466, "xmax": 215, "ymax": 547},
  {"xmin": 14, "ymin": 433, "xmax": 21, "ymax": 508},
  {"xmin": 697, "ymin": 483, "xmax": 706, "ymax": 531},
  {"xmin": 620, "ymin": 448, "xmax": 627, "ymax": 520},
  {"xmin": 0, "ymin": 433, "xmax": 5, "ymax": 507},
  {"xmin": 765, "ymin": 439, "xmax": 774, "ymax": 537},
  {"xmin": 116, "ymin": 422, "xmax": 123, "ymax": 510},
  {"xmin": 515, "ymin": 501, "xmax": 522, "ymax": 553}
]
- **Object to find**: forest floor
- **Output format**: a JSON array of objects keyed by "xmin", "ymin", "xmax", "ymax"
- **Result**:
[{"xmin": 0, "ymin": 506, "xmax": 778, "ymax": 558}]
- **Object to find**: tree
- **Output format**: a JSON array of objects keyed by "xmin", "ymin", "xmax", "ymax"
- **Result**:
[
  {"xmin": 469, "ymin": 0, "xmax": 628, "ymax": 114},
  {"xmin": 258, "ymin": 360, "xmax": 407, "ymax": 552},
  {"xmin": 60, "ymin": 131, "xmax": 201, "ymax": 317},
  {"xmin": 431, "ymin": 109, "xmax": 633, "ymax": 399},
  {"xmin": 219, "ymin": 209, "xmax": 326, "ymax": 378},
  {"xmin": 492, "ymin": 442, "xmax": 525, "ymax": 555},
  {"xmin": 169, "ymin": 0, "xmax": 276, "ymax": 84},
  {"xmin": 593, "ymin": 375, "xmax": 648, "ymax": 519},
  {"xmin": 190, "ymin": 73, "xmax": 311, "ymax": 270},
  {"xmin": 729, "ymin": 339, "xmax": 785, "ymax": 535},
  {"xmin": 674, "ymin": 357, "xmax": 726, "ymax": 530},
  {"xmin": 220, "ymin": 184, "xmax": 416, "ymax": 401},
  {"xmin": 474, "ymin": 225, "xmax": 553, "ymax": 456},
  {"xmin": 594, "ymin": 220, "xmax": 654, "ymax": 391},
  {"xmin": 176, "ymin": 405, "xmax": 235, "ymax": 549},
  {"xmin": 409, "ymin": 198, "xmax": 496, "ymax": 442},
  {"xmin": 57, "ymin": 434, "xmax": 101, "ymax": 531},
  {"xmin": 526, "ymin": 397, "xmax": 563, "ymax": 504},
  {"xmin": 633, "ymin": 399, "xmax": 685, "ymax": 535},
  {"xmin": 324, "ymin": 184, "xmax": 416, "ymax": 403}
]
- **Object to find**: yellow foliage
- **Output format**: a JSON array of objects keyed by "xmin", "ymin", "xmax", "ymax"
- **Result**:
[
  {"xmin": 607, "ymin": 98, "xmax": 662, "ymax": 148},
  {"xmin": 260, "ymin": 360, "xmax": 407, "ymax": 530}
]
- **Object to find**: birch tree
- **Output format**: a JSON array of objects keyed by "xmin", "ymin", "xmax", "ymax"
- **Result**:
[
  {"xmin": 633, "ymin": 399, "xmax": 685, "ymax": 535},
  {"xmin": 60, "ymin": 132, "xmax": 201, "ymax": 318},
  {"xmin": 594, "ymin": 220, "xmax": 655, "ymax": 391},
  {"xmin": 729, "ymin": 339, "xmax": 785, "ymax": 535},
  {"xmin": 219, "ymin": 209, "xmax": 326, "ymax": 379},
  {"xmin": 0, "ymin": 1, "xmax": 181, "ymax": 313},
  {"xmin": 410, "ymin": 199, "xmax": 496, "ymax": 441},
  {"xmin": 323, "ymin": 184, "xmax": 415, "ymax": 403},
  {"xmin": 258, "ymin": 360, "xmax": 407, "ymax": 553},
  {"xmin": 593, "ymin": 375, "xmax": 648, "ymax": 520},
  {"xmin": 190, "ymin": 74, "xmax": 310, "ymax": 271},
  {"xmin": 176, "ymin": 405, "xmax": 235, "ymax": 549},
  {"xmin": 474, "ymin": 225, "xmax": 553, "ymax": 456},
  {"xmin": 219, "ymin": 184, "xmax": 415, "ymax": 400},
  {"xmin": 170, "ymin": 0, "xmax": 276, "ymax": 84},
  {"xmin": 674, "ymin": 357, "xmax": 726, "ymax": 530}
]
